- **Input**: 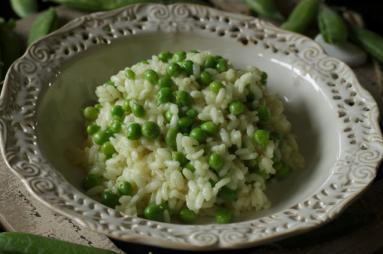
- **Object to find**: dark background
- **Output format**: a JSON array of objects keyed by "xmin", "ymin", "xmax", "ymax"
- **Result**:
[
  {"xmin": 1, "ymin": 1, "xmax": 382, "ymax": 253},
  {"xmin": 0, "ymin": 0, "xmax": 382, "ymax": 35}
]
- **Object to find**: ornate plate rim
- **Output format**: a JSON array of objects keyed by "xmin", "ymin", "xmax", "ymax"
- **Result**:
[{"xmin": 0, "ymin": 3, "xmax": 382, "ymax": 250}]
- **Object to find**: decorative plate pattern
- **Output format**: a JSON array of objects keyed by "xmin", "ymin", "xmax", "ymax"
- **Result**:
[{"xmin": 0, "ymin": 4, "xmax": 382, "ymax": 250}]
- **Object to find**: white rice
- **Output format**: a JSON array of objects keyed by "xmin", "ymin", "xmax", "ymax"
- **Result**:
[{"xmin": 84, "ymin": 51, "xmax": 304, "ymax": 220}]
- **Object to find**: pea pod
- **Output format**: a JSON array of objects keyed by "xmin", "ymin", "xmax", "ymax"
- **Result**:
[
  {"xmin": 245, "ymin": 0, "xmax": 284, "ymax": 22},
  {"xmin": 351, "ymin": 27, "xmax": 383, "ymax": 63},
  {"xmin": 0, "ymin": 232, "xmax": 117, "ymax": 254},
  {"xmin": 28, "ymin": 8, "xmax": 58, "ymax": 45},
  {"xmin": 0, "ymin": 20, "xmax": 24, "ymax": 80},
  {"xmin": 48, "ymin": 0, "xmax": 207, "ymax": 11},
  {"xmin": 10, "ymin": 0, "xmax": 38, "ymax": 18},
  {"xmin": 281, "ymin": 0, "xmax": 320, "ymax": 33},
  {"xmin": 318, "ymin": 5, "xmax": 348, "ymax": 44}
]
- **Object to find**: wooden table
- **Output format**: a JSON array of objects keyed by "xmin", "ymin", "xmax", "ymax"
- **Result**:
[{"xmin": 1, "ymin": 2, "xmax": 383, "ymax": 254}]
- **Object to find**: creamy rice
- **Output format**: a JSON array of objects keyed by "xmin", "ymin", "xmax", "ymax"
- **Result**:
[{"xmin": 82, "ymin": 51, "xmax": 304, "ymax": 223}]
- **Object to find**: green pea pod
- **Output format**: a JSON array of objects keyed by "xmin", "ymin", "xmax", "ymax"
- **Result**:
[
  {"xmin": 318, "ymin": 5, "xmax": 348, "ymax": 44},
  {"xmin": 28, "ymin": 8, "xmax": 58, "ymax": 45},
  {"xmin": 48, "ymin": 0, "xmax": 206, "ymax": 11},
  {"xmin": 0, "ymin": 21, "xmax": 24, "ymax": 79},
  {"xmin": 0, "ymin": 232, "xmax": 118, "ymax": 254},
  {"xmin": 10, "ymin": 0, "xmax": 38, "ymax": 18},
  {"xmin": 351, "ymin": 27, "xmax": 383, "ymax": 63},
  {"xmin": 281, "ymin": 0, "xmax": 320, "ymax": 33},
  {"xmin": 245, "ymin": 0, "xmax": 284, "ymax": 22}
]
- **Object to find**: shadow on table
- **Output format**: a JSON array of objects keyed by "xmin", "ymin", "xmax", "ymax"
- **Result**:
[{"xmin": 112, "ymin": 178, "xmax": 383, "ymax": 254}]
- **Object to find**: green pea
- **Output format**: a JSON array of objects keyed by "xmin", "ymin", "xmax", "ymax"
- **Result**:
[
  {"xmin": 117, "ymin": 181, "xmax": 133, "ymax": 196},
  {"xmin": 216, "ymin": 58, "xmax": 228, "ymax": 72},
  {"xmin": 209, "ymin": 80, "xmax": 223, "ymax": 94},
  {"xmin": 126, "ymin": 123, "xmax": 142, "ymax": 140},
  {"xmin": 176, "ymin": 90, "xmax": 192, "ymax": 106},
  {"xmin": 158, "ymin": 51, "xmax": 172, "ymax": 62},
  {"xmin": 201, "ymin": 121, "xmax": 218, "ymax": 135},
  {"xmin": 142, "ymin": 121, "xmax": 160, "ymax": 139},
  {"xmin": 125, "ymin": 69, "xmax": 136, "ymax": 80},
  {"xmin": 215, "ymin": 208, "xmax": 232, "ymax": 224},
  {"xmin": 246, "ymin": 158, "xmax": 260, "ymax": 172},
  {"xmin": 165, "ymin": 127, "xmax": 178, "ymax": 150},
  {"xmin": 27, "ymin": 8, "xmax": 58, "ymax": 45},
  {"xmin": 94, "ymin": 103, "xmax": 102, "ymax": 110},
  {"xmin": 245, "ymin": 0, "xmax": 284, "ymax": 21},
  {"xmin": 93, "ymin": 130, "xmax": 109, "ymax": 145},
  {"xmin": 208, "ymin": 152, "xmax": 224, "ymax": 171},
  {"xmin": 177, "ymin": 116, "xmax": 193, "ymax": 129},
  {"xmin": 106, "ymin": 80, "xmax": 114, "ymax": 86},
  {"xmin": 108, "ymin": 120, "xmax": 122, "ymax": 134},
  {"xmin": 101, "ymin": 190, "xmax": 120, "ymax": 208},
  {"xmin": 157, "ymin": 87, "xmax": 174, "ymax": 104},
  {"xmin": 185, "ymin": 162, "xmax": 195, "ymax": 172},
  {"xmin": 190, "ymin": 127, "xmax": 206, "ymax": 143},
  {"xmin": 104, "ymin": 127, "xmax": 115, "ymax": 138},
  {"xmin": 130, "ymin": 101, "xmax": 145, "ymax": 117},
  {"xmin": 82, "ymin": 174, "xmax": 102, "ymax": 190},
  {"xmin": 158, "ymin": 75, "xmax": 174, "ymax": 88},
  {"xmin": 144, "ymin": 203, "xmax": 164, "ymax": 221},
  {"xmin": 186, "ymin": 108, "xmax": 198, "ymax": 119},
  {"xmin": 86, "ymin": 124, "xmax": 100, "ymax": 135},
  {"xmin": 111, "ymin": 105, "xmax": 124, "ymax": 119},
  {"xmin": 204, "ymin": 55, "xmax": 218, "ymax": 69},
  {"xmin": 229, "ymin": 101, "xmax": 245, "ymax": 115},
  {"xmin": 83, "ymin": 106, "xmax": 99, "ymax": 120},
  {"xmin": 172, "ymin": 151, "xmax": 188, "ymax": 167},
  {"xmin": 260, "ymin": 71, "xmax": 267, "ymax": 85},
  {"xmin": 167, "ymin": 62, "xmax": 182, "ymax": 77},
  {"xmin": 198, "ymin": 71, "xmax": 213, "ymax": 86},
  {"xmin": 270, "ymin": 131, "xmax": 283, "ymax": 141},
  {"xmin": 318, "ymin": 5, "xmax": 348, "ymax": 44},
  {"xmin": 173, "ymin": 51, "xmax": 186, "ymax": 62},
  {"xmin": 258, "ymin": 105, "xmax": 270, "ymax": 122},
  {"xmin": 101, "ymin": 141, "xmax": 116, "ymax": 158},
  {"xmin": 122, "ymin": 100, "xmax": 131, "ymax": 113},
  {"xmin": 144, "ymin": 69, "xmax": 159, "ymax": 85},
  {"xmin": 218, "ymin": 186, "xmax": 237, "ymax": 202},
  {"xmin": 179, "ymin": 207, "xmax": 196, "ymax": 223},
  {"xmin": 165, "ymin": 111, "xmax": 173, "ymax": 122},
  {"xmin": 274, "ymin": 161, "xmax": 291, "ymax": 180},
  {"xmin": 280, "ymin": 0, "xmax": 320, "ymax": 33},
  {"xmin": 181, "ymin": 60, "xmax": 194, "ymax": 76},
  {"xmin": 253, "ymin": 129, "xmax": 269, "ymax": 147}
]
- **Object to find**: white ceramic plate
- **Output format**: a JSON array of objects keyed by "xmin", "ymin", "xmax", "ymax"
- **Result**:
[{"xmin": 1, "ymin": 4, "xmax": 382, "ymax": 250}]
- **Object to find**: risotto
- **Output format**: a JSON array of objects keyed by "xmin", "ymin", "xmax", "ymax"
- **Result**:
[{"xmin": 81, "ymin": 51, "xmax": 304, "ymax": 224}]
